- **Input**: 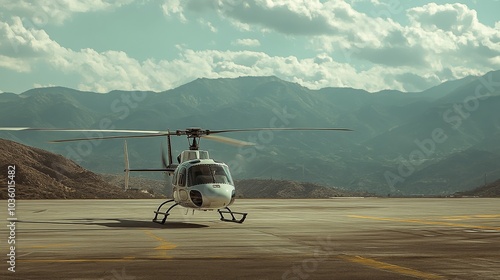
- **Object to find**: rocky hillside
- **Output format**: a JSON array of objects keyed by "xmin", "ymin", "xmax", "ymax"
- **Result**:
[
  {"xmin": 234, "ymin": 179, "xmax": 363, "ymax": 198},
  {"xmin": 100, "ymin": 173, "xmax": 170, "ymax": 197},
  {"xmin": 99, "ymin": 175, "xmax": 361, "ymax": 198},
  {"xmin": 0, "ymin": 138, "xmax": 358, "ymax": 199},
  {"xmin": 456, "ymin": 179, "xmax": 500, "ymax": 197},
  {"xmin": 0, "ymin": 138, "xmax": 157, "ymax": 199}
]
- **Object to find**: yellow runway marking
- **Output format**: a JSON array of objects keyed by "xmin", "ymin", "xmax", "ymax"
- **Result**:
[
  {"xmin": 19, "ymin": 257, "xmax": 136, "ymax": 263},
  {"xmin": 439, "ymin": 214, "xmax": 500, "ymax": 221},
  {"xmin": 24, "ymin": 243, "xmax": 74, "ymax": 249},
  {"xmin": 348, "ymin": 215, "xmax": 500, "ymax": 231},
  {"xmin": 143, "ymin": 230, "xmax": 177, "ymax": 258},
  {"xmin": 340, "ymin": 255, "xmax": 444, "ymax": 279}
]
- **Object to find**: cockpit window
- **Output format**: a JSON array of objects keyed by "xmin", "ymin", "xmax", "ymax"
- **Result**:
[{"xmin": 188, "ymin": 164, "xmax": 233, "ymax": 186}]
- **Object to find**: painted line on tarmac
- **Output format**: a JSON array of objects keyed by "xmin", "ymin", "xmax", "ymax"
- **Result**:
[
  {"xmin": 19, "ymin": 257, "xmax": 137, "ymax": 263},
  {"xmin": 339, "ymin": 255, "xmax": 444, "ymax": 279},
  {"xmin": 143, "ymin": 230, "xmax": 177, "ymax": 258},
  {"xmin": 24, "ymin": 243, "xmax": 74, "ymax": 249},
  {"xmin": 438, "ymin": 214, "xmax": 500, "ymax": 221},
  {"xmin": 19, "ymin": 231, "xmax": 179, "ymax": 263},
  {"xmin": 347, "ymin": 215, "xmax": 500, "ymax": 231},
  {"xmin": 18, "ymin": 256, "xmax": 279, "ymax": 263}
]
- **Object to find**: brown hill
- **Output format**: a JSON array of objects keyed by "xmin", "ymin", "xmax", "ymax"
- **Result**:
[
  {"xmin": 456, "ymin": 179, "xmax": 500, "ymax": 197},
  {"xmin": 0, "ymin": 138, "xmax": 361, "ymax": 199},
  {"xmin": 99, "ymin": 176, "xmax": 361, "ymax": 198},
  {"xmin": 234, "ymin": 179, "xmax": 361, "ymax": 198},
  {"xmin": 99, "ymin": 174, "xmax": 363, "ymax": 198},
  {"xmin": 0, "ymin": 138, "xmax": 156, "ymax": 199},
  {"xmin": 100, "ymin": 173, "xmax": 169, "ymax": 196}
]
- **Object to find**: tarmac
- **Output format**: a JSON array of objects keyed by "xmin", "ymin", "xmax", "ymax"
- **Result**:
[{"xmin": 1, "ymin": 198, "xmax": 499, "ymax": 279}]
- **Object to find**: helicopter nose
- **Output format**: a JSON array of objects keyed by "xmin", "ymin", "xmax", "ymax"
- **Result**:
[{"xmin": 197, "ymin": 184, "xmax": 234, "ymax": 208}]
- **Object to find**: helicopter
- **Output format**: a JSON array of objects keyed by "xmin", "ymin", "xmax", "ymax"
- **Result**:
[{"xmin": 0, "ymin": 127, "xmax": 352, "ymax": 224}]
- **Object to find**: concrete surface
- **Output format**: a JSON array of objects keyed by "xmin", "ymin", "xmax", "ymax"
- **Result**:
[{"xmin": 1, "ymin": 198, "xmax": 499, "ymax": 279}]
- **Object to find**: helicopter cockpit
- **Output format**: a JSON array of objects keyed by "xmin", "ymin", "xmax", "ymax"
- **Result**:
[{"xmin": 188, "ymin": 164, "xmax": 234, "ymax": 187}]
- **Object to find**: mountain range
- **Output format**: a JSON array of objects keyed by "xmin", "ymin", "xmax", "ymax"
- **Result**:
[{"xmin": 1, "ymin": 71, "xmax": 499, "ymax": 195}]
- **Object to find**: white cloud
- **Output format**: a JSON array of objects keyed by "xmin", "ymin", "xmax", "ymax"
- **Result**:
[
  {"xmin": 404, "ymin": 3, "xmax": 500, "ymax": 74},
  {"xmin": 408, "ymin": 3, "xmax": 476, "ymax": 34},
  {"xmin": 232, "ymin": 38, "xmax": 260, "ymax": 47},
  {"xmin": 0, "ymin": 17, "xmax": 400, "ymax": 92},
  {"xmin": 0, "ymin": 55, "xmax": 31, "ymax": 72},
  {"xmin": 1, "ymin": 1, "xmax": 499, "ymax": 94},
  {"xmin": 174, "ymin": 1, "xmax": 498, "ymax": 80},
  {"xmin": 62, "ymin": 47, "xmax": 423, "ymax": 93},
  {"xmin": 178, "ymin": 0, "xmax": 399, "ymax": 47},
  {"xmin": 0, "ymin": 17, "xmax": 63, "ymax": 71},
  {"xmin": 0, "ymin": 0, "xmax": 134, "ymax": 25},
  {"xmin": 198, "ymin": 19, "xmax": 217, "ymax": 32},
  {"xmin": 33, "ymin": 83, "xmax": 57, "ymax": 88},
  {"xmin": 162, "ymin": 0, "xmax": 187, "ymax": 22}
]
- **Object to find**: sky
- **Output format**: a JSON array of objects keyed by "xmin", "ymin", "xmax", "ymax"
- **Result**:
[{"xmin": 0, "ymin": 0, "xmax": 499, "ymax": 94}]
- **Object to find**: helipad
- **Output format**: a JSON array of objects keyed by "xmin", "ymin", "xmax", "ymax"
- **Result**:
[{"xmin": 1, "ymin": 198, "xmax": 499, "ymax": 279}]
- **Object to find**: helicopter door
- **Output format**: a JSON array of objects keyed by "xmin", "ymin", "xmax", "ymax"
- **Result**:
[
  {"xmin": 173, "ymin": 167, "xmax": 188, "ymax": 201},
  {"xmin": 177, "ymin": 167, "xmax": 188, "ymax": 201}
]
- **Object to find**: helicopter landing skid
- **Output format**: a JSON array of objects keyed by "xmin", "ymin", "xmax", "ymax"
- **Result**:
[
  {"xmin": 218, "ymin": 207, "xmax": 247, "ymax": 224},
  {"xmin": 152, "ymin": 199, "xmax": 179, "ymax": 224}
]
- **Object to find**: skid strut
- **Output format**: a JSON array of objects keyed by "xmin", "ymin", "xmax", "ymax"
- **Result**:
[
  {"xmin": 152, "ymin": 199, "xmax": 179, "ymax": 224},
  {"xmin": 218, "ymin": 206, "xmax": 247, "ymax": 223}
]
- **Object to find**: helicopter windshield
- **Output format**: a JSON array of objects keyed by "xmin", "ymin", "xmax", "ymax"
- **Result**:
[{"xmin": 188, "ymin": 164, "xmax": 233, "ymax": 186}]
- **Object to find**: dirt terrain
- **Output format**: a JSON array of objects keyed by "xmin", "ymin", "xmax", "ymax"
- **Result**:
[{"xmin": 0, "ymin": 138, "xmax": 154, "ymax": 199}]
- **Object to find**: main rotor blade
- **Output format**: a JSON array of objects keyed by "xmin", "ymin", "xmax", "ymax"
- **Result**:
[
  {"xmin": 208, "ymin": 127, "xmax": 353, "ymax": 134},
  {"xmin": 0, "ymin": 127, "xmax": 31, "ymax": 131},
  {"xmin": 202, "ymin": 135, "xmax": 255, "ymax": 147},
  {"xmin": 50, "ymin": 133, "xmax": 169, "ymax": 143},
  {"xmin": 0, "ymin": 127, "xmax": 352, "ymax": 143},
  {"xmin": 0, "ymin": 127, "xmax": 166, "ymax": 134}
]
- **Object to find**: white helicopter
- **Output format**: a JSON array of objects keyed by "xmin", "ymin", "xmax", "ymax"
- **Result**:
[{"xmin": 0, "ymin": 127, "xmax": 352, "ymax": 224}]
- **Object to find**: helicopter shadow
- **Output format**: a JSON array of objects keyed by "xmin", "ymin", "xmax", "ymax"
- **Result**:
[{"xmin": 17, "ymin": 218, "xmax": 209, "ymax": 229}]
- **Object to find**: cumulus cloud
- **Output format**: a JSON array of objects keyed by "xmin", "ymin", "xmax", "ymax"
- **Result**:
[
  {"xmin": 178, "ymin": 0, "xmax": 395, "ymax": 45},
  {"xmin": 231, "ymin": 38, "xmax": 260, "ymax": 47},
  {"xmin": 64, "ymin": 46, "xmax": 422, "ymax": 93},
  {"xmin": 0, "ymin": 17, "xmax": 63, "ymax": 71},
  {"xmin": 0, "ymin": 0, "xmax": 134, "ymax": 25},
  {"xmin": 162, "ymin": 0, "xmax": 187, "ymax": 22},
  {"xmin": 408, "ymin": 3, "xmax": 476, "ymax": 33},
  {"xmin": 404, "ymin": 3, "xmax": 500, "ymax": 75},
  {"xmin": 217, "ymin": 0, "xmax": 338, "ymax": 35},
  {"xmin": 198, "ymin": 19, "xmax": 217, "ymax": 32},
  {"xmin": 1, "ymin": 1, "xmax": 499, "ymax": 93},
  {"xmin": 175, "ymin": 1, "xmax": 498, "ymax": 80},
  {"xmin": 0, "ymin": 15, "xmax": 402, "ymax": 92},
  {"xmin": 0, "ymin": 55, "xmax": 31, "ymax": 72}
]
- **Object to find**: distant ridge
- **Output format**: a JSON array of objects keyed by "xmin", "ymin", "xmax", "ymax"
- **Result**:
[
  {"xmin": 99, "ymin": 175, "xmax": 361, "ymax": 199},
  {"xmin": 0, "ymin": 138, "xmax": 156, "ymax": 199},
  {"xmin": 0, "ymin": 138, "xmax": 360, "ymax": 199},
  {"xmin": 234, "ymin": 179, "xmax": 362, "ymax": 198},
  {"xmin": 456, "ymin": 179, "xmax": 500, "ymax": 197},
  {"xmin": 1, "ymin": 72, "xmax": 500, "ymax": 195}
]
